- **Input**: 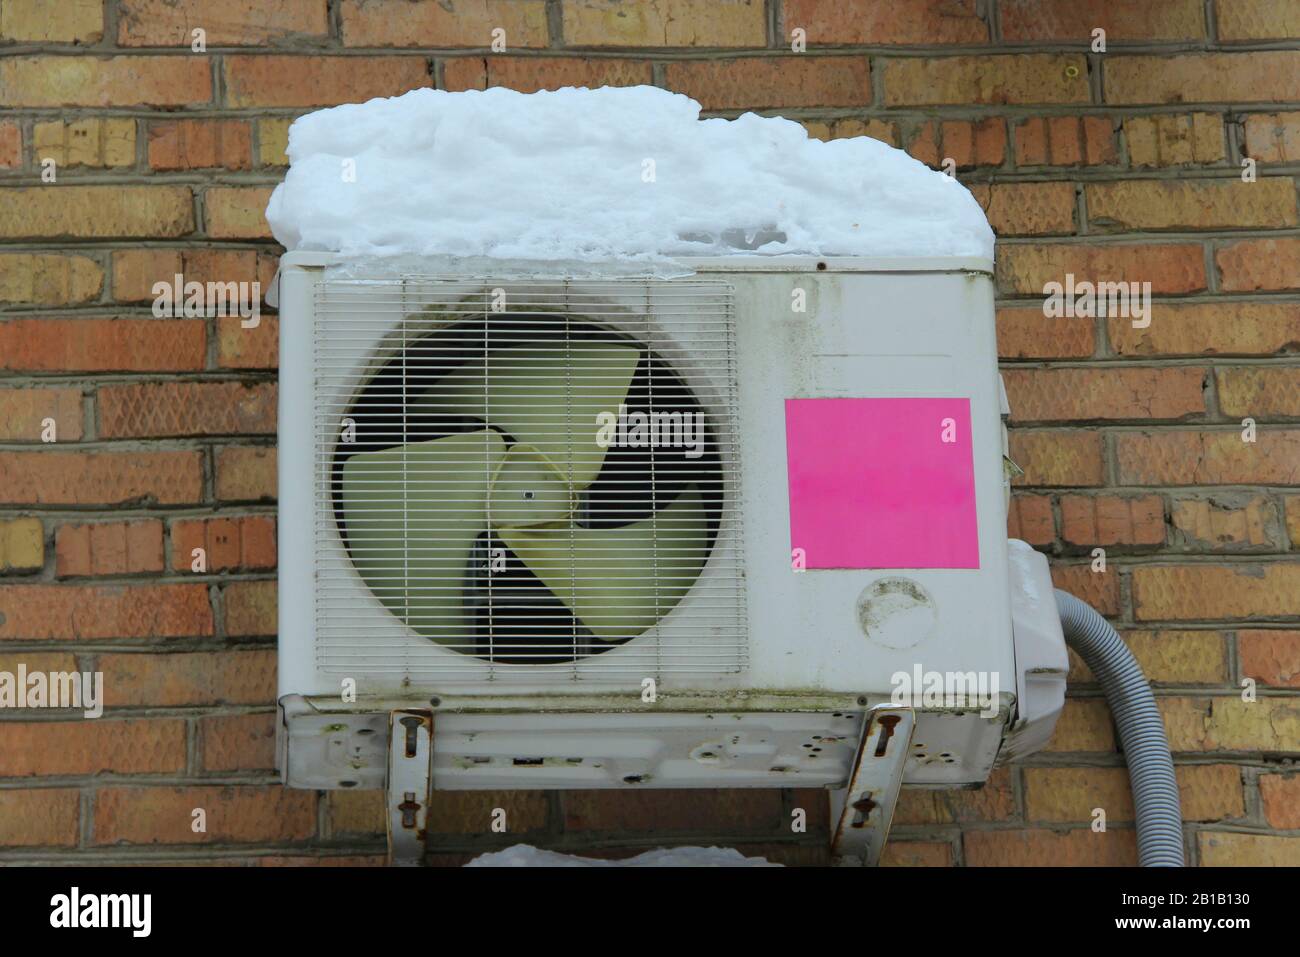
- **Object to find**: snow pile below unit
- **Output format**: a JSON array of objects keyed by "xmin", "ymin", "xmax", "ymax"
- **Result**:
[
  {"xmin": 465, "ymin": 844, "xmax": 780, "ymax": 867},
  {"xmin": 266, "ymin": 85, "xmax": 994, "ymax": 264}
]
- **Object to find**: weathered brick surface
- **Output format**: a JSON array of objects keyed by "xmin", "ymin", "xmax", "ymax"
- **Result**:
[
  {"xmin": 1, "ymin": 0, "xmax": 1296, "ymax": 869},
  {"xmin": 56, "ymin": 519, "xmax": 165, "ymax": 576},
  {"xmin": 343, "ymin": 0, "xmax": 548, "ymax": 48},
  {"xmin": 94, "ymin": 786, "xmax": 317, "ymax": 844}
]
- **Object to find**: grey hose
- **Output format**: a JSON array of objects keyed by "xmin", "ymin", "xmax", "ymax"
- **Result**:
[{"xmin": 1055, "ymin": 589, "xmax": 1185, "ymax": 867}]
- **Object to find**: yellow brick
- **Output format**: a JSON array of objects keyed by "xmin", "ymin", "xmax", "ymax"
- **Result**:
[
  {"xmin": 1025, "ymin": 765, "xmax": 1243, "ymax": 822},
  {"xmin": 0, "ymin": 186, "xmax": 193, "ymax": 239},
  {"xmin": 1133, "ymin": 564, "xmax": 1300, "ymax": 620},
  {"xmin": 205, "ymin": 186, "xmax": 274, "ymax": 239},
  {"xmin": 879, "ymin": 841, "xmax": 952, "ymax": 866},
  {"xmin": 1215, "ymin": 0, "xmax": 1300, "ymax": 41},
  {"xmin": 0, "ymin": 518, "xmax": 43, "ymax": 572},
  {"xmin": 0, "ymin": 0, "xmax": 103, "ymax": 42},
  {"xmin": 33, "ymin": 118, "xmax": 136, "ymax": 168},
  {"xmin": 1170, "ymin": 495, "xmax": 1281, "ymax": 550},
  {"xmin": 1285, "ymin": 495, "xmax": 1300, "ymax": 546},
  {"xmin": 258, "ymin": 118, "xmax": 293, "ymax": 167},
  {"xmin": 883, "ymin": 54, "xmax": 1089, "ymax": 106},
  {"xmin": 1161, "ymin": 696, "xmax": 1300, "ymax": 752},
  {"xmin": 326, "ymin": 789, "xmax": 385, "ymax": 836},
  {"xmin": 0, "ymin": 253, "xmax": 103, "ymax": 305},
  {"xmin": 1123, "ymin": 113, "xmax": 1224, "ymax": 166},
  {"xmin": 1045, "ymin": 698, "xmax": 1115, "ymax": 752},
  {"xmin": 563, "ymin": 0, "xmax": 765, "ymax": 47},
  {"xmin": 1069, "ymin": 631, "xmax": 1228, "ymax": 684},
  {"xmin": 803, "ymin": 117, "xmax": 897, "ymax": 145},
  {"xmin": 1199, "ymin": 831, "xmax": 1300, "ymax": 866},
  {"xmin": 1087, "ymin": 179, "xmax": 1296, "ymax": 230}
]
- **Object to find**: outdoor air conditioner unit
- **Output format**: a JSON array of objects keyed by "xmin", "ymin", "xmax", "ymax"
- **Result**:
[{"xmin": 275, "ymin": 249, "xmax": 1069, "ymax": 865}]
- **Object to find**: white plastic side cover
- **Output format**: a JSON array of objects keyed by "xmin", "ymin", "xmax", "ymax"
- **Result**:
[{"xmin": 999, "ymin": 539, "xmax": 1068, "ymax": 762}]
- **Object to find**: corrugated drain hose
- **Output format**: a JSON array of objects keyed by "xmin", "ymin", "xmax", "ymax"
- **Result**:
[{"xmin": 1055, "ymin": 590, "xmax": 1185, "ymax": 867}]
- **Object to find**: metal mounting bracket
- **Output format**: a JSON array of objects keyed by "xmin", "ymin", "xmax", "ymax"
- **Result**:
[
  {"xmin": 830, "ymin": 704, "xmax": 915, "ymax": 866},
  {"xmin": 386, "ymin": 709, "xmax": 434, "ymax": 867}
]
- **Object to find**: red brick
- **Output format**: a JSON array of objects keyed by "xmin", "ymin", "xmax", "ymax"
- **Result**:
[
  {"xmin": 100, "ymin": 650, "xmax": 276, "ymax": 707},
  {"xmin": 563, "ymin": 789, "xmax": 784, "ymax": 831},
  {"xmin": 1051, "ymin": 562, "xmax": 1121, "ymax": 616},
  {"xmin": 1002, "ymin": 0, "xmax": 1204, "ymax": 40},
  {"xmin": 1259, "ymin": 774, "xmax": 1300, "ymax": 828},
  {"xmin": 55, "ymin": 519, "xmax": 165, "ymax": 576},
  {"xmin": 148, "ymin": 120, "xmax": 252, "ymax": 171},
  {"xmin": 1007, "ymin": 493, "xmax": 1054, "ymax": 544},
  {"xmin": 969, "ymin": 182, "xmax": 1076, "ymax": 235},
  {"xmin": 938, "ymin": 117, "xmax": 1005, "ymax": 167},
  {"xmin": 0, "ymin": 121, "xmax": 18, "ymax": 167},
  {"xmin": 94, "ymin": 786, "xmax": 316, "ymax": 844},
  {"xmin": 112, "ymin": 248, "xmax": 274, "ymax": 304},
  {"xmin": 0, "ymin": 450, "xmax": 204, "ymax": 506},
  {"xmin": 0, "ymin": 56, "xmax": 213, "ymax": 108},
  {"xmin": 784, "ymin": 0, "xmax": 987, "ymax": 44},
  {"xmin": 1014, "ymin": 116, "xmax": 1116, "ymax": 167},
  {"xmin": 200, "ymin": 712, "xmax": 277, "ymax": 771},
  {"xmin": 1216, "ymin": 238, "xmax": 1300, "ymax": 292},
  {"xmin": 1115, "ymin": 430, "xmax": 1300, "ymax": 485},
  {"xmin": 171, "ymin": 515, "xmax": 277, "ymax": 571},
  {"xmin": 1003, "ymin": 367, "xmax": 1207, "ymax": 422},
  {"xmin": 665, "ymin": 57, "xmax": 870, "ymax": 110},
  {"xmin": 98, "ymin": 381, "xmax": 277, "ymax": 439},
  {"xmin": 0, "ymin": 318, "xmax": 205, "ymax": 373},
  {"xmin": 1059, "ymin": 494, "xmax": 1166, "ymax": 546},
  {"xmin": 119, "ymin": 0, "xmax": 328, "ymax": 45},
  {"xmin": 0, "ymin": 583, "xmax": 213, "ymax": 639},
  {"xmin": 1239, "ymin": 630, "xmax": 1300, "ymax": 688},
  {"xmin": 0, "ymin": 720, "xmax": 186, "ymax": 776},
  {"xmin": 0, "ymin": 387, "xmax": 83, "ymax": 442},
  {"xmin": 996, "ymin": 307, "xmax": 1095, "ymax": 359},
  {"xmin": 427, "ymin": 790, "xmax": 550, "ymax": 834},
  {"xmin": 445, "ymin": 55, "xmax": 652, "ymax": 93},
  {"xmin": 225, "ymin": 55, "xmax": 429, "ymax": 108}
]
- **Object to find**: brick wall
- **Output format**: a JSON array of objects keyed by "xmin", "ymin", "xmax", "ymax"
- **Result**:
[{"xmin": 0, "ymin": 0, "xmax": 1297, "ymax": 866}]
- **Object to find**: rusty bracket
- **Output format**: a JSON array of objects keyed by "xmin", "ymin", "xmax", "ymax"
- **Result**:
[
  {"xmin": 386, "ymin": 709, "xmax": 434, "ymax": 867},
  {"xmin": 830, "ymin": 704, "xmax": 915, "ymax": 866}
]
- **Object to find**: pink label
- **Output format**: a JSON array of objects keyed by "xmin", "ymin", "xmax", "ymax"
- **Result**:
[{"xmin": 785, "ymin": 398, "xmax": 979, "ymax": 569}]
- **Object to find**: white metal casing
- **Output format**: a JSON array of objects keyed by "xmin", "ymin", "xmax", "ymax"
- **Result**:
[{"xmin": 276, "ymin": 252, "xmax": 1058, "ymax": 792}]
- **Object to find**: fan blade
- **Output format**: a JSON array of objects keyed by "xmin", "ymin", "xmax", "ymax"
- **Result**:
[
  {"xmin": 488, "ymin": 443, "xmax": 573, "ymax": 528},
  {"xmin": 497, "ymin": 486, "xmax": 709, "ymax": 642},
  {"xmin": 410, "ymin": 342, "xmax": 640, "ymax": 491},
  {"xmin": 340, "ymin": 429, "xmax": 506, "ymax": 645}
]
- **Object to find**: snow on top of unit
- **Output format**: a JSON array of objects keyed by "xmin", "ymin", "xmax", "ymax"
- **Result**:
[
  {"xmin": 265, "ymin": 85, "xmax": 994, "ymax": 264},
  {"xmin": 464, "ymin": 844, "xmax": 780, "ymax": 867}
]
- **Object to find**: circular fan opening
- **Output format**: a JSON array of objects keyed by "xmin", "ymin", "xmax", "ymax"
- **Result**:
[{"xmin": 332, "ymin": 314, "xmax": 725, "ymax": 664}]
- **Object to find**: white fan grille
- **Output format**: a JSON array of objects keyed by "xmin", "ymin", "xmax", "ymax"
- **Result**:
[{"xmin": 313, "ymin": 276, "xmax": 747, "ymax": 683}]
